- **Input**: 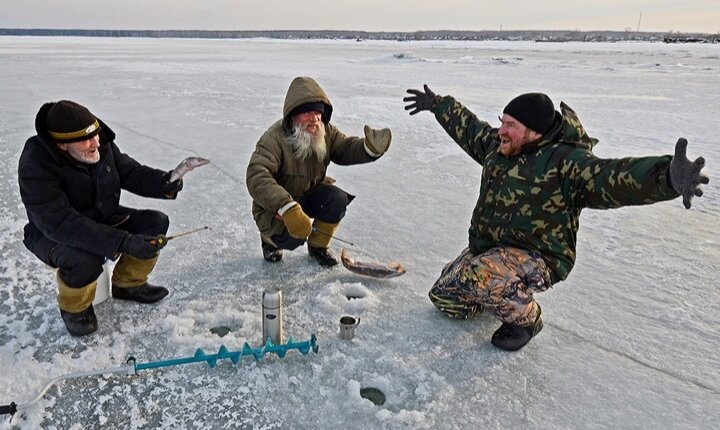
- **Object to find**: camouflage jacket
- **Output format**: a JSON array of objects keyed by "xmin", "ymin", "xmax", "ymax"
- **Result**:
[{"xmin": 432, "ymin": 95, "xmax": 679, "ymax": 284}]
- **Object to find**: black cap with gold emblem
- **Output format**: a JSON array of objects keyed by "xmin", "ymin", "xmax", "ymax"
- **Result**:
[{"xmin": 39, "ymin": 100, "xmax": 101, "ymax": 144}]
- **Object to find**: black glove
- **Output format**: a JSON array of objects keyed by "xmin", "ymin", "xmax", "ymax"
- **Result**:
[
  {"xmin": 403, "ymin": 84, "xmax": 437, "ymax": 115},
  {"xmin": 668, "ymin": 138, "xmax": 709, "ymax": 209},
  {"xmin": 119, "ymin": 234, "xmax": 167, "ymax": 260},
  {"xmin": 161, "ymin": 171, "xmax": 183, "ymax": 197}
]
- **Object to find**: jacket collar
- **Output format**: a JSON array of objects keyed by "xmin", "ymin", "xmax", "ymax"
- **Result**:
[{"xmin": 511, "ymin": 102, "xmax": 598, "ymax": 157}]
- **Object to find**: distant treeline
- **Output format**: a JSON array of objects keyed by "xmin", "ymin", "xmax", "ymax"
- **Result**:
[{"xmin": 1, "ymin": 28, "xmax": 719, "ymax": 43}]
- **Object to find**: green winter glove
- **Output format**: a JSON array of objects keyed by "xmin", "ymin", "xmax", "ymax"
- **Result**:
[
  {"xmin": 281, "ymin": 204, "xmax": 312, "ymax": 239},
  {"xmin": 668, "ymin": 138, "xmax": 709, "ymax": 209},
  {"xmin": 403, "ymin": 84, "xmax": 436, "ymax": 115},
  {"xmin": 364, "ymin": 125, "xmax": 392, "ymax": 156}
]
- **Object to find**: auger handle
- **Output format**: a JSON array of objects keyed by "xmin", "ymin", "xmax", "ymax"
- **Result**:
[{"xmin": 0, "ymin": 402, "xmax": 17, "ymax": 416}]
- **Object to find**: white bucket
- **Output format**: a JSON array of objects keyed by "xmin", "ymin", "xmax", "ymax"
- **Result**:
[{"xmin": 93, "ymin": 260, "xmax": 114, "ymax": 305}]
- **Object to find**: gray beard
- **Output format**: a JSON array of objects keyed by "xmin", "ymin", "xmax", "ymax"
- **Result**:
[
  {"xmin": 67, "ymin": 146, "xmax": 100, "ymax": 164},
  {"xmin": 286, "ymin": 122, "xmax": 327, "ymax": 162}
]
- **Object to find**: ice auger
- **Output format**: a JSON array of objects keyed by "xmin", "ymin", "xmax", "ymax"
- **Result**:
[{"xmin": 1, "ymin": 335, "xmax": 318, "ymax": 418}]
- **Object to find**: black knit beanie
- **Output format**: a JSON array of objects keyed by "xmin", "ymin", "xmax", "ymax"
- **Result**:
[
  {"xmin": 288, "ymin": 102, "xmax": 326, "ymax": 120},
  {"xmin": 45, "ymin": 100, "xmax": 101, "ymax": 143},
  {"xmin": 502, "ymin": 93, "xmax": 555, "ymax": 135}
]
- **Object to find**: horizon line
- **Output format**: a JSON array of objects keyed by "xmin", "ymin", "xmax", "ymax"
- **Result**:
[{"xmin": 1, "ymin": 27, "xmax": 718, "ymax": 36}]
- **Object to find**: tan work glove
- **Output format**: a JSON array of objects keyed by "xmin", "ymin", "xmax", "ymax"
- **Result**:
[
  {"xmin": 364, "ymin": 125, "xmax": 392, "ymax": 156},
  {"xmin": 281, "ymin": 204, "xmax": 312, "ymax": 239}
]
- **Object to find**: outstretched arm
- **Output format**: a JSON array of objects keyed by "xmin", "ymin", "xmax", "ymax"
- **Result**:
[
  {"xmin": 570, "ymin": 138, "xmax": 708, "ymax": 210},
  {"xmin": 404, "ymin": 84, "xmax": 497, "ymax": 164},
  {"xmin": 668, "ymin": 138, "xmax": 709, "ymax": 209}
]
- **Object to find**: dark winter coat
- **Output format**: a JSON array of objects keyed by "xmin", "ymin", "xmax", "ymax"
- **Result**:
[
  {"xmin": 432, "ymin": 95, "xmax": 679, "ymax": 284},
  {"xmin": 246, "ymin": 77, "xmax": 378, "ymax": 239},
  {"xmin": 19, "ymin": 113, "xmax": 173, "ymax": 259}
]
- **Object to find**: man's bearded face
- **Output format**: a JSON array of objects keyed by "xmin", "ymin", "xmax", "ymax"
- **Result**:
[
  {"xmin": 287, "ymin": 111, "xmax": 326, "ymax": 161},
  {"xmin": 58, "ymin": 135, "xmax": 101, "ymax": 164},
  {"xmin": 498, "ymin": 114, "xmax": 540, "ymax": 157}
]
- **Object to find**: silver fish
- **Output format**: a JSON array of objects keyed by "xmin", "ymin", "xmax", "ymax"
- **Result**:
[
  {"xmin": 169, "ymin": 157, "xmax": 211, "ymax": 182},
  {"xmin": 340, "ymin": 248, "xmax": 406, "ymax": 279}
]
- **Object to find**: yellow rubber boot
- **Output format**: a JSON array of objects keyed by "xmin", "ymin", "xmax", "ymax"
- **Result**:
[
  {"xmin": 112, "ymin": 254, "xmax": 158, "ymax": 288},
  {"xmin": 307, "ymin": 220, "xmax": 340, "ymax": 267},
  {"xmin": 308, "ymin": 220, "xmax": 339, "ymax": 249},
  {"xmin": 57, "ymin": 272, "xmax": 96, "ymax": 313}
]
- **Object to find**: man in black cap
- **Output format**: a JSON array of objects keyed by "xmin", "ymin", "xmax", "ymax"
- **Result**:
[
  {"xmin": 246, "ymin": 76, "xmax": 392, "ymax": 266},
  {"xmin": 404, "ymin": 85, "xmax": 708, "ymax": 351},
  {"xmin": 18, "ymin": 100, "xmax": 184, "ymax": 336}
]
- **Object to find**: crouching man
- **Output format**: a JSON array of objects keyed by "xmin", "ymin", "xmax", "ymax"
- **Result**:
[
  {"xmin": 18, "ymin": 100, "xmax": 184, "ymax": 336},
  {"xmin": 246, "ymin": 76, "xmax": 392, "ymax": 266},
  {"xmin": 404, "ymin": 85, "xmax": 709, "ymax": 351}
]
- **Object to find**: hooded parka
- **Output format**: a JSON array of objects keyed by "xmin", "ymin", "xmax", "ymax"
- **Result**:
[
  {"xmin": 246, "ymin": 77, "xmax": 379, "ymax": 239},
  {"xmin": 19, "ymin": 103, "xmax": 175, "ymax": 261}
]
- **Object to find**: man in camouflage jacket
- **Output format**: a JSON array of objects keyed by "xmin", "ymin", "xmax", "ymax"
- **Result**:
[{"xmin": 404, "ymin": 85, "xmax": 709, "ymax": 351}]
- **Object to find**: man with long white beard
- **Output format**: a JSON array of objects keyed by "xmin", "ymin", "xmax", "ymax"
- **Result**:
[{"xmin": 247, "ymin": 76, "xmax": 392, "ymax": 266}]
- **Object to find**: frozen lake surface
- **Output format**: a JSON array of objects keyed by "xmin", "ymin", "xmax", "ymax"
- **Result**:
[{"xmin": 0, "ymin": 37, "xmax": 718, "ymax": 429}]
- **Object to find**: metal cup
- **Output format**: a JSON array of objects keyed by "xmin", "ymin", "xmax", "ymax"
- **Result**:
[{"xmin": 339, "ymin": 316, "xmax": 360, "ymax": 340}]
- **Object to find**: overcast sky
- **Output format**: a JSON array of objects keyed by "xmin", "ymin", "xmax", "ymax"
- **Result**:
[{"xmin": 1, "ymin": 0, "xmax": 718, "ymax": 33}]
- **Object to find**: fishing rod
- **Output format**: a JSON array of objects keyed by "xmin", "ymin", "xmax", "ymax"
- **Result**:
[
  {"xmin": 151, "ymin": 226, "xmax": 210, "ymax": 246},
  {"xmin": 271, "ymin": 212, "xmax": 356, "ymax": 248},
  {"xmin": 1, "ymin": 335, "xmax": 318, "ymax": 418},
  {"xmin": 166, "ymin": 225, "xmax": 210, "ymax": 241},
  {"xmin": 311, "ymin": 227, "xmax": 356, "ymax": 247}
]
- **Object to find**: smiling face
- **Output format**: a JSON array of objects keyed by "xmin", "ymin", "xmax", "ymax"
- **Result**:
[
  {"xmin": 56, "ymin": 135, "xmax": 101, "ymax": 164},
  {"xmin": 498, "ymin": 114, "xmax": 542, "ymax": 157}
]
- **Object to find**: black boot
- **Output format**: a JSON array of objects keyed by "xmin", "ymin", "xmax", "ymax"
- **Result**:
[
  {"xmin": 262, "ymin": 241, "xmax": 283, "ymax": 262},
  {"xmin": 60, "ymin": 305, "xmax": 98, "ymax": 337},
  {"xmin": 308, "ymin": 246, "xmax": 338, "ymax": 267},
  {"xmin": 491, "ymin": 307, "xmax": 544, "ymax": 351},
  {"xmin": 112, "ymin": 283, "xmax": 169, "ymax": 303}
]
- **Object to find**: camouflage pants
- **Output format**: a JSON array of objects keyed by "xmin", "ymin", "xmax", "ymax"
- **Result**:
[{"xmin": 429, "ymin": 247, "xmax": 552, "ymax": 326}]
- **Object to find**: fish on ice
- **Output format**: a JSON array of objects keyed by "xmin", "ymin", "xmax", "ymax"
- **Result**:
[{"xmin": 340, "ymin": 248, "xmax": 406, "ymax": 279}]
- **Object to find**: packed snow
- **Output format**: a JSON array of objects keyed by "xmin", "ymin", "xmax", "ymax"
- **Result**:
[{"xmin": 0, "ymin": 36, "xmax": 718, "ymax": 429}]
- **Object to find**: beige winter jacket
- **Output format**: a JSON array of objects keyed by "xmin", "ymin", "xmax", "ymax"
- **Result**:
[{"xmin": 246, "ymin": 77, "xmax": 376, "ymax": 239}]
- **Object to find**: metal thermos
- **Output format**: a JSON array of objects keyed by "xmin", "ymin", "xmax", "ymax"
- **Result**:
[{"xmin": 262, "ymin": 288, "xmax": 283, "ymax": 345}]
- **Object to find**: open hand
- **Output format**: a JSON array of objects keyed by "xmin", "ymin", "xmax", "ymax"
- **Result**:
[
  {"xmin": 403, "ymin": 85, "xmax": 436, "ymax": 115},
  {"xmin": 669, "ymin": 138, "xmax": 709, "ymax": 209}
]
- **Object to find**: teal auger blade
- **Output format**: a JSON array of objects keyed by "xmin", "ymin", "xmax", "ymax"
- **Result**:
[
  {"xmin": 132, "ymin": 334, "xmax": 318, "ymax": 372},
  {"xmin": 2, "ymin": 336, "xmax": 320, "ymax": 418}
]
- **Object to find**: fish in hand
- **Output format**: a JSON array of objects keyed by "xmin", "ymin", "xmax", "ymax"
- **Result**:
[{"xmin": 169, "ymin": 157, "xmax": 211, "ymax": 182}]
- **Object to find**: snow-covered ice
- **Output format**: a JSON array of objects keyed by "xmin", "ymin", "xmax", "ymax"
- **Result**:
[{"xmin": 0, "ymin": 37, "xmax": 718, "ymax": 429}]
